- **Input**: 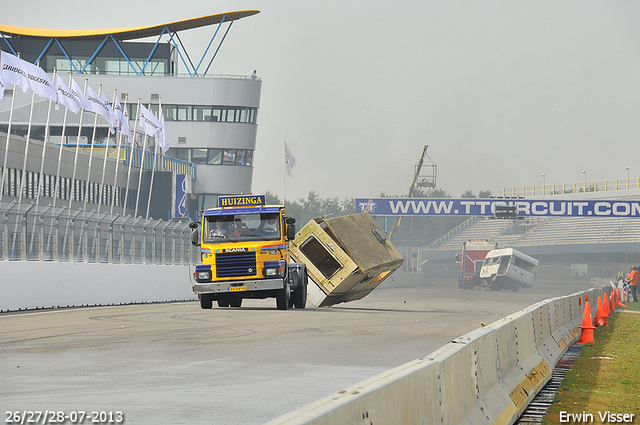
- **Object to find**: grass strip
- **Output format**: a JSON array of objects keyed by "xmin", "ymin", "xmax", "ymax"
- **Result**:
[{"xmin": 543, "ymin": 301, "xmax": 640, "ymax": 424}]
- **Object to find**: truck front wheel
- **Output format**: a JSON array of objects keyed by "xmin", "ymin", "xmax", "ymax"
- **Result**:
[
  {"xmin": 200, "ymin": 294, "xmax": 213, "ymax": 309},
  {"xmin": 276, "ymin": 280, "xmax": 290, "ymax": 310}
]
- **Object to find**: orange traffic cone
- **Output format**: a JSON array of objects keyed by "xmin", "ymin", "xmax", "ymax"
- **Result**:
[
  {"xmin": 577, "ymin": 301, "xmax": 596, "ymax": 344},
  {"xmin": 595, "ymin": 296, "xmax": 608, "ymax": 327},
  {"xmin": 603, "ymin": 293, "xmax": 611, "ymax": 317},
  {"xmin": 609, "ymin": 290, "xmax": 616, "ymax": 312},
  {"xmin": 615, "ymin": 288, "xmax": 627, "ymax": 308}
]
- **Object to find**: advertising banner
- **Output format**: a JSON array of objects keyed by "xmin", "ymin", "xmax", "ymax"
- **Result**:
[
  {"xmin": 356, "ymin": 198, "xmax": 640, "ymax": 218},
  {"xmin": 175, "ymin": 174, "xmax": 192, "ymax": 219}
]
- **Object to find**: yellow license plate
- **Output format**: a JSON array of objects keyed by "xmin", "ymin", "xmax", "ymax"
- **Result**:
[{"xmin": 230, "ymin": 286, "xmax": 247, "ymax": 292}]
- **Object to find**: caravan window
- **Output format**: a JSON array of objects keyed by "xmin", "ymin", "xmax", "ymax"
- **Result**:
[
  {"xmin": 513, "ymin": 256, "xmax": 536, "ymax": 273},
  {"xmin": 299, "ymin": 236, "xmax": 342, "ymax": 278}
]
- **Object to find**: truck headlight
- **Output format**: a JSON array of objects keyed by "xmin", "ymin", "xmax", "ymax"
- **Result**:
[
  {"xmin": 263, "ymin": 260, "xmax": 286, "ymax": 278},
  {"xmin": 197, "ymin": 270, "xmax": 211, "ymax": 281}
]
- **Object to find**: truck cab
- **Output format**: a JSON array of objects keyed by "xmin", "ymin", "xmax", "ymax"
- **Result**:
[{"xmin": 190, "ymin": 194, "xmax": 307, "ymax": 310}]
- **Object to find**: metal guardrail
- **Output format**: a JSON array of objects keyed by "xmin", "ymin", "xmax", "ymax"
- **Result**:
[
  {"xmin": 425, "ymin": 216, "xmax": 477, "ymax": 250},
  {"xmin": 0, "ymin": 201, "xmax": 198, "ymax": 265},
  {"xmin": 503, "ymin": 178, "xmax": 640, "ymax": 197},
  {"xmin": 73, "ymin": 145, "xmax": 196, "ymax": 179}
]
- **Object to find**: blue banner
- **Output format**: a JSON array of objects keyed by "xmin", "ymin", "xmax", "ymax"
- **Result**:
[
  {"xmin": 355, "ymin": 198, "xmax": 640, "ymax": 218},
  {"xmin": 175, "ymin": 174, "xmax": 190, "ymax": 218}
]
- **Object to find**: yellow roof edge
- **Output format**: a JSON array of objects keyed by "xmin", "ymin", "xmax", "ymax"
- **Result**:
[{"xmin": 0, "ymin": 10, "xmax": 259, "ymax": 40}]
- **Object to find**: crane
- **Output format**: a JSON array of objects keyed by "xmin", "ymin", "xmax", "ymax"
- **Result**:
[{"xmin": 389, "ymin": 145, "xmax": 437, "ymax": 239}]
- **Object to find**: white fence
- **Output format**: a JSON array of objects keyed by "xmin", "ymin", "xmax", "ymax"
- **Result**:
[
  {"xmin": 0, "ymin": 261, "xmax": 196, "ymax": 312},
  {"xmin": 0, "ymin": 201, "xmax": 197, "ymax": 264}
]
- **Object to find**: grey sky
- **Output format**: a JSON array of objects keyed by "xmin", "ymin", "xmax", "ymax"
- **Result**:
[{"xmin": 4, "ymin": 1, "xmax": 640, "ymax": 201}]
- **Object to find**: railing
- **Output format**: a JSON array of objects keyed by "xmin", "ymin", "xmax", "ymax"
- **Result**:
[
  {"xmin": 503, "ymin": 178, "xmax": 640, "ymax": 198},
  {"xmin": 74, "ymin": 145, "xmax": 196, "ymax": 179},
  {"xmin": 424, "ymin": 216, "xmax": 477, "ymax": 250},
  {"xmin": 0, "ymin": 201, "xmax": 199, "ymax": 265}
]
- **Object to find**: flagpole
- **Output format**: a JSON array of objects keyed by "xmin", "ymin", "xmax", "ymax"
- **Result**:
[
  {"xmin": 53, "ymin": 73, "xmax": 72, "ymax": 209},
  {"xmin": 145, "ymin": 100, "xmax": 162, "ymax": 219},
  {"xmin": 146, "ymin": 138, "xmax": 158, "ymax": 219},
  {"xmin": 282, "ymin": 137, "xmax": 286, "ymax": 204},
  {"xmin": 111, "ymin": 94, "xmax": 128, "ymax": 215},
  {"xmin": 123, "ymin": 98, "xmax": 140, "ymax": 216},
  {"xmin": 134, "ymin": 103, "xmax": 151, "ymax": 217},
  {"xmin": 17, "ymin": 90, "xmax": 37, "ymax": 206},
  {"xmin": 97, "ymin": 88, "xmax": 117, "ymax": 213},
  {"xmin": 68, "ymin": 79, "xmax": 88, "ymax": 212},
  {"xmin": 34, "ymin": 67, "xmax": 57, "ymax": 206},
  {"xmin": 0, "ymin": 71, "xmax": 18, "ymax": 202},
  {"xmin": 83, "ymin": 84, "xmax": 102, "ymax": 211}
]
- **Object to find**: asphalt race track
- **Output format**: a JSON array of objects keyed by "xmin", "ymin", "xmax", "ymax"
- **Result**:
[{"xmin": 1, "ymin": 272, "xmax": 596, "ymax": 425}]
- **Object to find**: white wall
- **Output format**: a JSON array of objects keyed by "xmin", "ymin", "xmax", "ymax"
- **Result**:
[{"xmin": 0, "ymin": 261, "xmax": 196, "ymax": 312}]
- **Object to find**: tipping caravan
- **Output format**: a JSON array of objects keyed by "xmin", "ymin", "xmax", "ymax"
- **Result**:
[{"xmin": 479, "ymin": 248, "xmax": 539, "ymax": 292}]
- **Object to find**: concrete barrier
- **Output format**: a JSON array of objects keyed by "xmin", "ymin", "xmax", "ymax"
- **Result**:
[
  {"xmin": 267, "ymin": 286, "xmax": 608, "ymax": 425},
  {"xmin": 0, "ymin": 261, "xmax": 196, "ymax": 312}
]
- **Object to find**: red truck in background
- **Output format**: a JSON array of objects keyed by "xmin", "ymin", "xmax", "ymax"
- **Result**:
[{"xmin": 457, "ymin": 240, "xmax": 498, "ymax": 289}]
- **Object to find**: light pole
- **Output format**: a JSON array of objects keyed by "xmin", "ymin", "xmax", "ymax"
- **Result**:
[
  {"xmin": 541, "ymin": 173, "xmax": 545, "ymax": 195},
  {"xmin": 626, "ymin": 167, "xmax": 630, "ymax": 189},
  {"xmin": 583, "ymin": 170, "xmax": 586, "ymax": 191}
]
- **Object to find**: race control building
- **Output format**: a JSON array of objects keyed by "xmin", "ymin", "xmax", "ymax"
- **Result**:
[{"xmin": 0, "ymin": 10, "xmax": 261, "ymax": 220}]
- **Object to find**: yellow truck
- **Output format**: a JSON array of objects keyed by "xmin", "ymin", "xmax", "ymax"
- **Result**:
[
  {"xmin": 190, "ymin": 194, "xmax": 307, "ymax": 310},
  {"xmin": 190, "ymin": 195, "xmax": 404, "ymax": 309}
]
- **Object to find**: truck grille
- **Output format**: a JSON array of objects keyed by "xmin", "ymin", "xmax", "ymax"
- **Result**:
[{"xmin": 216, "ymin": 251, "xmax": 257, "ymax": 278}]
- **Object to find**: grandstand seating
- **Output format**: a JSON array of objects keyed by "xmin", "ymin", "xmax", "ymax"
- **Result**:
[{"xmin": 429, "ymin": 216, "xmax": 640, "ymax": 251}]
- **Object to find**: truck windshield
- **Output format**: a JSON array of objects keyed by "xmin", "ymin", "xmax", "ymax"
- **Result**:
[{"xmin": 203, "ymin": 213, "xmax": 281, "ymax": 243}]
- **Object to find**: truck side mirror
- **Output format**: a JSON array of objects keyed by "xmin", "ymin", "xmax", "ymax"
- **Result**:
[
  {"xmin": 285, "ymin": 217, "xmax": 296, "ymax": 240},
  {"xmin": 190, "ymin": 223, "xmax": 200, "ymax": 246},
  {"xmin": 455, "ymin": 253, "xmax": 461, "ymax": 264}
]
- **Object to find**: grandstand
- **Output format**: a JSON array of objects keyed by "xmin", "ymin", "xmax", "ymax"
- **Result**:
[
  {"xmin": 422, "ymin": 188, "xmax": 640, "ymax": 276},
  {"xmin": 429, "ymin": 215, "xmax": 640, "ymax": 251}
]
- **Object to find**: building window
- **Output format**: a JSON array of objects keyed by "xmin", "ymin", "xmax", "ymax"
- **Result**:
[
  {"xmin": 127, "ymin": 104, "xmax": 257, "ymax": 124},
  {"xmin": 208, "ymin": 149, "xmax": 222, "ymax": 164},
  {"xmin": 222, "ymin": 150, "xmax": 236, "ymax": 165},
  {"xmin": 191, "ymin": 148, "xmax": 208, "ymax": 164},
  {"xmin": 165, "ymin": 148, "xmax": 253, "ymax": 167},
  {"xmin": 177, "ymin": 105, "xmax": 192, "ymax": 121}
]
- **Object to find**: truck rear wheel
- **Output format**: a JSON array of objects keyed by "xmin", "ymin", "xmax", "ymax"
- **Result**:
[
  {"xmin": 292, "ymin": 270, "xmax": 307, "ymax": 309},
  {"xmin": 217, "ymin": 298, "xmax": 230, "ymax": 308},
  {"xmin": 200, "ymin": 294, "xmax": 213, "ymax": 309},
  {"xmin": 229, "ymin": 297, "xmax": 243, "ymax": 307},
  {"xmin": 276, "ymin": 280, "xmax": 290, "ymax": 310}
]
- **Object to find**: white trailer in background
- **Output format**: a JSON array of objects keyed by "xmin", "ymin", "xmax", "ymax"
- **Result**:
[{"xmin": 479, "ymin": 248, "xmax": 539, "ymax": 292}]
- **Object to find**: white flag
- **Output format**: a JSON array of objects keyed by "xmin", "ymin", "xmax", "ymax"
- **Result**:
[
  {"xmin": 139, "ymin": 104, "xmax": 162, "ymax": 138},
  {"xmin": 1, "ymin": 51, "xmax": 30, "ymax": 93},
  {"xmin": 113, "ymin": 96, "xmax": 131, "ymax": 141},
  {"xmin": 70, "ymin": 78, "xmax": 90, "ymax": 110},
  {"xmin": 158, "ymin": 109, "xmax": 169, "ymax": 154},
  {"xmin": 0, "ymin": 71, "xmax": 5, "ymax": 100},
  {"xmin": 55, "ymin": 74, "xmax": 81, "ymax": 114},
  {"xmin": 0, "ymin": 51, "xmax": 56, "ymax": 101},
  {"xmin": 86, "ymin": 85, "xmax": 116, "ymax": 133},
  {"xmin": 285, "ymin": 141, "xmax": 296, "ymax": 177},
  {"xmin": 99, "ymin": 90, "xmax": 117, "ymax": 134}
]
